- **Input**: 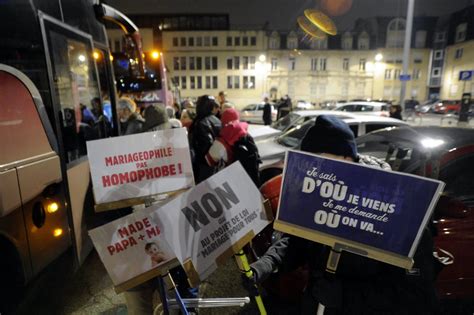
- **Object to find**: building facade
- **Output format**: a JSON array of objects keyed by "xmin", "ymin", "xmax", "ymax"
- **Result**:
[{"xmin": 106, "ymin": 6, "xmax": 474, "ymax": 108}]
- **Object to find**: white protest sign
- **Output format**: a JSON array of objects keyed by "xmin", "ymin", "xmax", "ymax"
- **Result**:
[
  {"xmin": 149, "ymin": 162, "xmax": 272, "ymax": 284},
  {"xmin": 87, "ymin": 128, "xmax": 194, "ymax": 205},
  {"xmin": 89, "ymin": 208, "xmax": 177, "ymax": 287}
]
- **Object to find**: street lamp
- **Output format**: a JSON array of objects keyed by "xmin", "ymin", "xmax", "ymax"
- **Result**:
[
  {"xmin": 375, "ymin": 53, "xmax": 383, "ymax": 62},
  {"xmin": 259, "ymin": 54, "xmax": 266, "ymax": 62}
]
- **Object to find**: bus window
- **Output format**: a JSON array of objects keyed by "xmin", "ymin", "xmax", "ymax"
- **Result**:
[
  {"xmin": 93, "ymin": 49, "xmax": 115, "ymax": 134},
  {"xmin": 47, "ymin": 30, "xmax": 102, "ymax": 163}
]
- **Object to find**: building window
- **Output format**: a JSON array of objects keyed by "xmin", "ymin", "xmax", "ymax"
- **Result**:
[
  {"xmin": 180, "ymin": 57, "xmax": 186, "ymax": 70},
  {"xmin": 455, "ymin": 48, "xmax": 464, "ymax": 59},
  {"xmin": 242, "ymin": 76, "xmax": 255, "ymax": 89},
  {"xmin": 204, "ymin": 36, "xmax": 210, "ymax": 46},
  {"xmin": 227, "ymin": 57, "xmax": 233, "ymax": 70},
  {"xmin": 212, "ymin": 76, "xmax": 218, "ymax": 89},
  {"xmin": 359, "ymin": 59, "xmax": 366, "ymax": 71},
  {"xmin": 243, "ymin": 36, "xmax": 249, "ymax": 46},
  {"xmin": 271, "ymin": 58, "xmax": 278, "ymax": 71},
  {"xmin": 234, "ymin": 56, "xmax": 240, "ymax": 69},
  {"xmin": 205, "ymin": 76, "xmax": 211, "ymax": 89},
  {"xmin": 196, "ymin": 57, "xmax": 202, "ymax": 70},
  {"xmin": 386, "ymin": 18, "xmax": 406, "ymax": 48},
  {"xmin": 435, "ymin": 32, "xmax": 446, "ymax": 42},
  {"xmin": 181, "ymin": 76, "xmax": 187, "ymax": 89},
  {"xmin": 180, "ymin": 37, "xmax": 186, "ymax": 46},
  {"xmin": 234, "ymin": 37, "xmax": 241, "ymax": 46},
  {"xmin": 432, "ymin": 67, "xmax": 441, "ymax": 78},
  {"xmin": 358, "ymin": 31, "xmax": 370, "ymax": 50},
  {"xmin": 234, "ymin": 75, "xmax": 240, "ymax": 88},
  {"xmin": 310, "ymin": 38, "xmax": 328, "ymax": 50},
  {"xmin": 415, "ymin": 30, "xmax": 427, "ymax": 48},
  {"xmin": 226, "ymin": 36, "xmax": 232, "ymax": 46},
  {"xmin": 212, "ymin": 37, "xmax": 218, "ymax": 46},
  {"xmin": 413, "ymin": 69, "xmax": 421, "ymax": 80},
  {"xmin": 269, "ymin": 32, "xmax": 280, "ymax": 49},
  {"xmin": 311, "ymin": 58, "xmax": 318, "ymax": 71},
  {"xmin": 188, "ymin": 37, "xmax": 194, "ymax": 46},
  {"xmin": 243, "ymin": 56, "xmax": 249, "ymax": 70},
  {"xmin": 227, "ymin": 76, "xmax": 232, "ymax": 89},
  {"xmin": 249, "ymin": 56, "xmax": 256, "ymax": 69},
  {"xmin": 434, "ymin": 50, "xmax": 443, "ymax": 60},
  {"xmin": 414, "ymin": 58, "xmax": 422, "ymax": 64},
  {"xmin": 456, "ymin": 23, "xmax": 467, "ymax": 43},
  {"xmin": 385, "ymin": 69, "xmax": 392, "ymax": 80},
  {"xmin": 319, "ymin": 58, "xmax": 327, "ymax": 71},
  {"xmin": 190, "ymin": 76, "xmax": 196, "ymax": 89},
  {"xmin": 287, "ymin": 33, "xmax": 298, "ymax": 49},
  {"xmin": 189, "ymin": 57, "xmax": 195, "ymax": 70},
  {"xmin": 196, "ymin": 37, "xmax": 202, "ymax": 46},
  {"xmin": 343, "ymin": 58, "xmax": 349, "ymax": 71},
  {"xmin": 394, "ymin": 69, "xmax": 401, "ymax": 80},
  {"xmin": 289, "ymin": 57, "xmax": 296, "ymax": 71},
  {"xmin": 342, "ymin": 32, "xmax": 353, "ymax": 50},
  {"xmin": 173, "ymin": 37, "xmax": 178, "ymax": 46},
  {"xmin": 172, "ymin": 76, "xmax": 179, "ymax": 87},
  {"xmin": 173, "ymin": 57, "xmax": 179, "ymax": 70},
  {"xmin": 212, "ymin": 57, "xmax": 218, "ymax": 70},
  {"xmin": 205, "ymin": 57, "xmax": 211, "ymax": 70},
  {"xmin": 196, "ymin": 76, "xmax": 202, "ymax": 89},
  {"xmin": 250, "ymin": 36, "xmax": 257, "ymax": 46}
]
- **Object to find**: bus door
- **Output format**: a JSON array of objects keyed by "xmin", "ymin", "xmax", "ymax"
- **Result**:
[{"xmin": 39, "ymin": 12, "xmax": 110, "ymax": 266}]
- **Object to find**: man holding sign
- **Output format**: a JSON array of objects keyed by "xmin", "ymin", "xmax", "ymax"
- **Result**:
[{"xmin": 250, "ymin": 116, "xmax": 441, "ymax": 314}]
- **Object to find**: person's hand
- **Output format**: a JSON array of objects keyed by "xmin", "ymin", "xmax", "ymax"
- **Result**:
[{"xmin": 241, "ymin": 270, "xmax": 259, "ymax": 297}]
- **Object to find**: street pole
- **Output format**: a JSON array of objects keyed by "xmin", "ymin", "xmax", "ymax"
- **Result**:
[{"xmin": 400, "ymin": 0, "xmax": 415, "ymax": 111}]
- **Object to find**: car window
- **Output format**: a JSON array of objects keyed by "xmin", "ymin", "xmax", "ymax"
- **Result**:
[
  {"xmin": 381, "ymin": 105, "xmax": 388, "ymax": 111},
  {"xmin": 256, "ymin": 104, "xmax": 264, "ymax": 110},
  {"xmin": 340, "ymin": 105, "xmax": 354, "ymax": 111},
  {"xmin": 243, "ymin": 104, "xmax": 256, "ymax": 111},
  {"xmin": 277, "ymin": 120, "xmax": 314, "ymax": 148},
  {"xmin": 365, "ymin": 123, "xmax": 397, "ymax": 134},
  {"xmin": 357, "ymin": 105, "xmax": 374, "ymax": 112},
  {"xmin": 439, "ymin": 155, "xmax": 474, "ymax": 202},
  {"xmin": 271, "ymin": 112, "xmax": 300, "ymax": 131},
  {"xmin": 348, "ymin": 124, "xmax": 359, "ymax": 137}
]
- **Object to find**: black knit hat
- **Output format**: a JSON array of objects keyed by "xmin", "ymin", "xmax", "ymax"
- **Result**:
[{"xmin": 300, "ymin": 115, "xmax": 358, "ymax": 160}]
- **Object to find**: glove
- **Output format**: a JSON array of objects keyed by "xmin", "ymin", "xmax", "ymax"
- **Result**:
[
  {"xmin": 312, "ymin": 276, "xmax": 343, "ymax": 309},
  {"xmin": 241, "ymin": 269, "xmax": 259, "ymax": 297}
]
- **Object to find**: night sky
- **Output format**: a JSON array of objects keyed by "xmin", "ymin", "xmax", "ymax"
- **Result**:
[{"xmin": 109, "ymin": 0, "xmax": 473, "ymax": 30}]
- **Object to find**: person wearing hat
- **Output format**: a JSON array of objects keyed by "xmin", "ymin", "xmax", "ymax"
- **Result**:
[
  {"xmin": 117, "ymin": 97, "xmax": 144, "ymax": 135},
  {"xmin": 142, "ymin": 104, "xmax": 172, "ymax": 132},
  {"xmin": 249, "ymin": 115, "xmax": 438, "ymax": 314}
]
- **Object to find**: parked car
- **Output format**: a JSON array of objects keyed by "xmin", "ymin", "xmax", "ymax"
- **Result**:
[
  {"xmin": 416, "ymin": 99, "xmax": 440, "ymax": 113},
  {"xmin": 257, "ymin": 115, "xmax": 408, "ymax": 182},
  {"xmin": 334, "ymin": 101, "xmax": 390, "ymax": 117},
  {"xmin": 295, "ymin": 100, "xmax": 313, "ymax": 110},
  {"xmin": 356, "ymin": 126, "xmax": 474, "ymax": 300},
  {"xmin": 240, "ymin": 103, "xmax": 277, "ymax": 124},
  {"xmin": 434, "ymin": 100, "xmax": 461, "ymax": 114},
  {"xmin": 253, "ymin": 126, "xmax": 474, "ymax": 305},
  {"xmin": 247, "ymin": 110, "xmax": 355, "ymax": 141}
]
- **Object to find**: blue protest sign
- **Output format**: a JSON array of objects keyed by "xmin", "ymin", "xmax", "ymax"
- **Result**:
[
  {"xmin": 274, "ymin": 150, "xmax": 444, "ymax": 268},
  {"xmin": 459, "ymin": 70, "xmax": 473, "ymax": 81}
]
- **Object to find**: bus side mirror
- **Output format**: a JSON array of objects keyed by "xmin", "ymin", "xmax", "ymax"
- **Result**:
[{"xmin": 435, "ymin": 195, "xmax": 471, "ymax": 219}]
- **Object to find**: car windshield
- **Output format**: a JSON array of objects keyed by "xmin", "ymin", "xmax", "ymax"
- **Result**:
[
  {"xmin": 276, "ymin": 119, "xmax": 314, "ymax": 148},
  {"xmin": 272, "ymin": 112, "xmax": 300, "ymax": 131},
  {"xmin": 357, "ymin": 132, "xmax": 424, "ymax": 174}
]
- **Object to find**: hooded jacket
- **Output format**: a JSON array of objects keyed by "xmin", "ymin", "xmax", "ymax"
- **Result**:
[
  {"xmin": 251, "ymin": 155, "xmax": 438, "ymax": 315},
  {"xmin": 205, "ymin": 109, "xmax": 248, "ymax": 166}
]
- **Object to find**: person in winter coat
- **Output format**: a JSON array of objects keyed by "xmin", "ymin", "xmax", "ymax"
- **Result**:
[
  {"xmin": 142, "ymin": 104, "xmax": 172, "ymax": 132},
  {"xmin": 205, "ymin": 108, "xmax": 248, "ymax": 166},
  {"xmin": 250, "ymin": 115, "xmax": 439, "ymax": 315},
  {"xmin": 262, "ymin": 97, "xmax": 272, "ymax": 125},
  {"xmin": 190, "ymin": 95, "xmax": 222, "ymax": 183},
  {"xmin": 390, "ymin": 104, "xmax": 403, "ymax": 120},
  {"xmin": 180, "ymin": 99, "xmax": 196, "ymax": 130},
  {"xmin": 118, "ymin": 97, "xmax": 144, "ymax": 135}
]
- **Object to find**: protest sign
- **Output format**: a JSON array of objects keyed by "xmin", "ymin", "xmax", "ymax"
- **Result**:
[
  {"xmin": 89, "ymin": 207, "xmax": 179, "ymax": 292},
  {"xmin": 274, "ymin": 150, "xmax": 445, "ymax": 269},
  {"xmin": 149, "ymin": 162, "xmax": 272, "ymax": 286},
  {"xmin": 87, "ymin": 128, "xmax": 194, "ymax": 209}
]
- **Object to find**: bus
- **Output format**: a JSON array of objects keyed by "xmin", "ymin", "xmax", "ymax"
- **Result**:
[{"xmin": 0, "ymin": 0, "xmax": 150, "ymax": 309}]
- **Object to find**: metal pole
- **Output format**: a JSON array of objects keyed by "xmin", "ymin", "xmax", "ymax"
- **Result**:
[{"xmin": 400, "ymin": 0, "xmax": 415, "ymax": 111}]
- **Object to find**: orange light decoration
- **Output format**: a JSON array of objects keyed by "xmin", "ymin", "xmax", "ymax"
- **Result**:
[
  {"xmin": 297, "ymin": 16, "xmax": 327, "ymax": 39},
  {"xmin": 53, "ymin": 228, "xmax": 63, "ymax": 237},
  {"xmin": 320, "ymin": 0, "xmax": 353, "ymax": 16},
  {"xmin": 46, "ymin": 201, "xmax": 59, "ymax": 213},
  {"xmin": 304, "ymin": 9, "xmax": 338, "ymax": 36},
  {"xmin": 93, "ymin": 51, "xmax": 100, "ymax": 60}
]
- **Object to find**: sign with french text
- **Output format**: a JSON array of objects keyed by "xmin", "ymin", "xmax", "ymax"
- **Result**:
[
  {"xmin": 274, "ymin": 150, "xmax": 444, "ymax": 268},
  {"xmin": 87, "ymin": 128, "xmax": 194, "ymax": 205},
  {"xmin": 150, "ymin": 162, "xmax": 272, "ymax": 284},
  {"xmin": 89, "ymin": 208, "xmax": 177, "ymax": 287}
]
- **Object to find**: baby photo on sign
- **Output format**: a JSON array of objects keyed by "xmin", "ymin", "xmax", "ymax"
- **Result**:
[{"xmin": 145, "ymin": 241, "xmax": 169, "ymax": 268}]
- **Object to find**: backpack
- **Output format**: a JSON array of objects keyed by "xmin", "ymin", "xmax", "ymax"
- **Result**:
[{"xmin": 233, "ymin": 134, "xmax": 261, "ymax": 187}]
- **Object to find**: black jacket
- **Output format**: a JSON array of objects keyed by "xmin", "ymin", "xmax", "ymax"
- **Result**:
[
  {"xmin": 121, "ymin": 113, "xmax": 144, "ymax": 135},
  {"xmin": 251, "ymin": 156, "xmax": 438, "ymax": 314},
  {"xmin": 262, "ymin": 103, "xmax": 272, "ymax": 124}
]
